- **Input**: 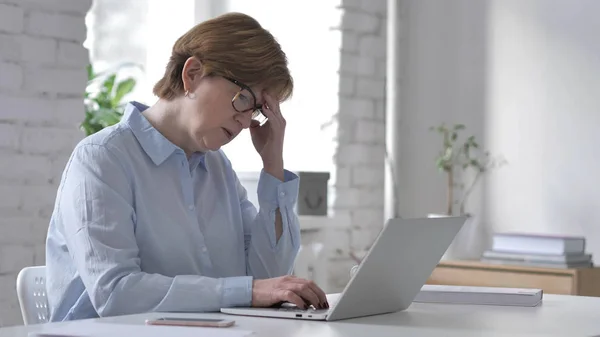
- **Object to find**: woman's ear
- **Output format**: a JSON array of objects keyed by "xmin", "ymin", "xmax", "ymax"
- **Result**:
[{"xmin": 181, "ymin": 57, "xmax": 204, "ymax": 92}]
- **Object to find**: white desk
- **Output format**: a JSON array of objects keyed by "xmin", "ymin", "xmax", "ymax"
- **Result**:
[{"xmin": 1, "ymin": 294, "xmax": 599, "ymax": 337}]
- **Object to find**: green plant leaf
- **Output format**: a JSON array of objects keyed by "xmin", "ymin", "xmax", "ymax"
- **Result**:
[
  {"xmin": 435, "ymin": 157, "xmax": 448, "ymax": 172},
  {"xmin": 112, "ymin": 78, "xmax": 136, "ymax": 106},
  {"xmin": 443, "ymin": 147, "xmax": 453, "ymax": 160},
  {"xmin": 82, "ymin": 63, "xmax": 140, "ymax": 136},
  {"xmin": 94, "ymin": 108, "xmax": 122, "ymax": 126},
  {"xmin": 87, "ymin": 64, "xmax": 95, "ymax": 81},
  {"xmin": 102, "ymin": 74, "xmax": 117, "ymax": 96},
  {"xmin": 463, "ymin": 143, "xmax": 471, "ymax": 156}
]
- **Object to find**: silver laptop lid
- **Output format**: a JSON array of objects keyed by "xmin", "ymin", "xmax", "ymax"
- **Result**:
[{"xmin": 327, "ymin": 216, "xmax": 467, "ymax": 321}]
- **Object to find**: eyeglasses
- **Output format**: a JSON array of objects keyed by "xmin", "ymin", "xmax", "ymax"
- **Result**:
[{"xmin": 224, "ymin": 77, "xmax": 268, "ymax": 126}]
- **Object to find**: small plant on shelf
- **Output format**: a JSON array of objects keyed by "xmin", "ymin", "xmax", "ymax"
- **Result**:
[{"xmin": 430, "ymin": 123, "xmax": 506, "ymax": 216}]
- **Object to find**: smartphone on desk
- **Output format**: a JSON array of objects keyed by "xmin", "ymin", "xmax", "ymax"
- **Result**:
[{"xmin": 145, "ymin": 317, "xmax": 235, "ymax": 328}]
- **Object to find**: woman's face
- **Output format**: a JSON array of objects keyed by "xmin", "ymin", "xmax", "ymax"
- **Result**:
[{"xmin": 181, "ymin": 58, "xmax": 265, "ymax": 152}]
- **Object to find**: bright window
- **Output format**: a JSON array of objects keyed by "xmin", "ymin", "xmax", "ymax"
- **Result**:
[
  {"xmin": 86, "ymin": 0, "xmax": 341, "ymax": 199},
  {"xmin": 222, "ymin": 0, "xmax": 342, "ymax": 174}
]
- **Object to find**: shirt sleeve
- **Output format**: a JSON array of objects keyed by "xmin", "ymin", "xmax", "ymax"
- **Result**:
[
  {"xmin": 57, "ymin": 144, "xmax": 252, "ymax": 317},
  {"xmin": 235, "ymin": 169, "xmax": 301, "ymax": 279}
]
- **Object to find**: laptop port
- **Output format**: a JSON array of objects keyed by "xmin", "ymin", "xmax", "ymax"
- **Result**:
[{"xmin": 295, "ymin": 314, "xmax": 302, "ymax": 318}]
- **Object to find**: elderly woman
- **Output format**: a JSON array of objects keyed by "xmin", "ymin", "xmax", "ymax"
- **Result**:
[{"xmin": 45, "ymin": 12, "xmax": 328, "ymax": 321}]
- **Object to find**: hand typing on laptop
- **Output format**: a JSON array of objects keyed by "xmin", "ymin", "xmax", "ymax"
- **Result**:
[
  {"xmin": 221, "ymin": 217, "xmax": 468, "ymax": 321},
  {"xmin": 252, "ymin": 275, "xmax": 329, "ymax": 310}
]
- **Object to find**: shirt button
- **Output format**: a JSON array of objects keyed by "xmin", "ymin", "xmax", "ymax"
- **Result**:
[
  {"xmin": 279, "ymin": 192, "xmax": 285, "ymax": 197},
  {"xmin": 202, "ymin": 247, "xmax": 207, "ymax": 252},
  {"xmin": 188, "ymin": 205, "xmax": 194, "ymax": 211}
]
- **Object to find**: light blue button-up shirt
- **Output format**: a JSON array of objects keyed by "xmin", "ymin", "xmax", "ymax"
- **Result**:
[{"xmin": 45, "ymin": 101, "xmax": 301, "ymax": 321}]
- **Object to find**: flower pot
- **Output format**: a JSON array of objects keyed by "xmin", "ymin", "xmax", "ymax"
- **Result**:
[{"xmin": 427, "ymin": 213, "xmax": 488, "ymax": 261}]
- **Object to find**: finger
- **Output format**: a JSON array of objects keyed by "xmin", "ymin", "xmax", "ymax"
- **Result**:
[
  {"xmin": 261, "ymin": 103, "xmax": 282, "ymax": 126},
  {"xmin": 290, "ymin": 282, "xmax": 321, "ymax": 309},
  {"xmin": 263, "ymin": 92, "xmax": 281, "ymax": 114},
  {"xmin": 262, "ymin": 93, "xmax": 285, "ymax": 123},
  {"xmin": 306, "ymin": 281, "xmax": 328, "ymax": 308},
  {"xmin": 278, "ymin": 289, "xmax": 306, "ymax": 309},
  {"xmin": 292, "ymin": 279, "xmax": 328, "ymax": 309},
  {"xmin": 250, "ymin": 119, "xmax": 261, "ymax": 128},
  {"xmin": 250, "ymin": 120, "xmax": 269, "ymax": 136},
  {"xmin": 259, "ymin": 106, "xmax": 283, "ymax": 131},
  {"xmin": 260, "ymin": 104, "xmax": 276, "ymax": 121}
]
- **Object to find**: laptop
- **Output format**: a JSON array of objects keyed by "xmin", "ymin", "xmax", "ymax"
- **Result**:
[{"xmin": 220, "ymin": 216, "xmax": 468, "ymax": 321}]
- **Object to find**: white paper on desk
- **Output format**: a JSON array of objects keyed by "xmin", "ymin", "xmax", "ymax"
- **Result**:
[
  {"xmin": 31, "ymin": 322, "xmax": 254, "ymax": 337},
  {"xmin": 414, "ymin": 284, "xmax": 543, "ymax": 307}
]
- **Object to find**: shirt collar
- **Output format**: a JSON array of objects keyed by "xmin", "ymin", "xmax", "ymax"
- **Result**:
[{"xmin": 122, "ymin": 101, "xmax": 207, "ymax": 170}]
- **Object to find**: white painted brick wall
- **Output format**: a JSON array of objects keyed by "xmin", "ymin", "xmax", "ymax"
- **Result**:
[
  {"xmin": 0, "ymin": 62, "xmax": 23, "ymax": 91},
  {"xmin": 21, "ymin": 36, "xmax": 58, "ymax": 65},
  {"xmin": 329, "ymin": 0, "xmax": 388, "ymax": 291},
  {"xmin": 0, "ymin": 4, "xmax": 24, "ymax": 34},
  {"xmin": 26, "ymin": 12, "xmax": 87, "ymax": 42},
  {"xmin": 0, "ymin": 34, "xmax": 20, "ymax": 62},
  {"xmin": 12, "ymin": 0, "xmax": 92, "ymax": 15},
  {"xmin": 0, "ymin": 273, "xmax": 20, "ymax": 327},
  {"xmin": 0, "ymin": 0, "xmax": 91, "ymax": 327}
]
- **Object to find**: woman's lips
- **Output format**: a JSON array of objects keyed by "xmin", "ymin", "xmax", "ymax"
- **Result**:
[{"xmin": 222, "ymin": 128, "xmax": 233, "ymax": 139}]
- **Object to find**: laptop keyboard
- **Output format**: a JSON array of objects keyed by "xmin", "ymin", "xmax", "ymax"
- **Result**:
[{"xmin": 276, "ymin": 306, "xmax": 328, "ymax": 313}]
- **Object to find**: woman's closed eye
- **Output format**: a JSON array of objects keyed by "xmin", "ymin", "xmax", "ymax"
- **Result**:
[{"xmin": 238, "ymin": 93, "xmax": 251, "ymax": 103}]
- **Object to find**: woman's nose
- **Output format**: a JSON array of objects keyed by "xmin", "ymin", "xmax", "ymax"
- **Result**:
[{"xmin": 235, "ymin": 112, "xmax": 252, "ymax": 129}]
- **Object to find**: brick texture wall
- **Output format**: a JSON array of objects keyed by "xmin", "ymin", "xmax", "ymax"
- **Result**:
[
  {"xmin": 329, "ymin": 0, "xmax": 387, "ymax": 290},
  {"xmin": 0, "ymin": 0, "xmax": 91, "ymax": 327}
]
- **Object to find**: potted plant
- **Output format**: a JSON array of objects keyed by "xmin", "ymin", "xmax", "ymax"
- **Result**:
[
  {"xmin": 429, "ymin": 123, "xmax": 506, "ymax": 260},
  {"xmin": 82, "ymin": 63, "xmax": 139, "ymax": 136}
]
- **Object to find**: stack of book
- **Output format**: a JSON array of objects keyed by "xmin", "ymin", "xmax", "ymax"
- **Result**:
[{"xmin": 481, "ymin": 233, "xmax": 594, "ymax": 269}]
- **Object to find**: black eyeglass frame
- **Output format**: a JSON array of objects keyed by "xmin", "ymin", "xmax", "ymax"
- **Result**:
[{"xmin": 224, "ymin": 76, "xmax": 265, "ymax": 119}]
